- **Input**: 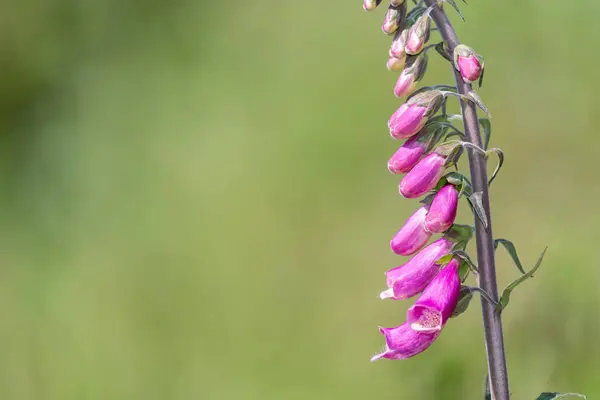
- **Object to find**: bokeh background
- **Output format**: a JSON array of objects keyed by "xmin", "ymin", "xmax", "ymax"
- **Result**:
[{"xmin": 1, "ymin": 1, "xmax": 598, "ymax": 399}]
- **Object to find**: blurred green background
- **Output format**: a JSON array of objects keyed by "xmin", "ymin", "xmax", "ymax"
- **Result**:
[{"xmin": 1, "ymin": 0, "xmax": 598, "ymax": 399}]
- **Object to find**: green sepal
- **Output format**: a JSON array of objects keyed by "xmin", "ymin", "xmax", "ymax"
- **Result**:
[
  {"xmin": 479, "ymin": 118, "xmax": 492, "ymax": 150},
  {"xmin": 458, "ymin": 260, "xmax": 470, "ymax": 282},
  {"xmin": 405, "ymin": 5, "xmax": 427, "ymax": 24},
  {"xmin": 535, "ymin": 393, "xmax": 587, "ymax": 400},
  {"xmin": 452, "ymin": 250, "xmax": 479, "ymax": 273},
  {"xmin": 450, "ymin": 286, "xmax": 473, "ymax": 318},
  {"xmin": 496, "ymin": 247, "xmax": 548, "ymax": 314},
  {"xmin": 444, "ymin": 224, "xmax": 474, "ymax": 243},
  {"xmin": 468, "ymin": 192, "xmax": 488, "ymax": 229},
  {"xmin": 494, "ymin": 239, "xmax": 526, "ymax": 274}
]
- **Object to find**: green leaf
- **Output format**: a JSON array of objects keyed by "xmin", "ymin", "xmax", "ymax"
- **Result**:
[
  {"xmin": 487, "ymin": 148, "xmax": 504, "ymax": 187},
  {"xmin": 496, "ymin": 247, "xmax": 548, "ymax": 313},
  {"xmin": 484, "ymin": 375, "xmax": 491, "ymax": 400},
  {"xmin": 452, "ymin": 250, "xmax": 479, "ymax": 273},
  {"xmin": 465, "ymin": 90, "xmax": 492, "ymax": 118},
  {"xmin": 536, "ymin": 393, "xmax": 587, "ymax": 400},
  {"xmin": 451, "ymin": 286, "xmax": 473, "ymax": 317},
  {"xmin": 468, "ymin": 192, "xmax": 488, "ymax": 229},
  {"xmin": 444, "ymin": 0, "xmax": 466, "ymax": 21},
  {"xmin": 494, "ymin": 239, "xmax": 526, "ymax": 274},
  {"xmin": 435, "ymin": 41, "xmax": 453, "ymax": 62},
  {"xmin": 435, "ymin": 254, "xmax": 453, "ymax": 266},
  {"xmin": 479, "ymin": 118, "xmax": 492, "ymax": 150}
]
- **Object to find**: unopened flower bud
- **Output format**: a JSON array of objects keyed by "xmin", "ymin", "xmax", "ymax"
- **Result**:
[
  {"xmin": 399, "ymin": 152, "xmax": 446, "ymax": 199},
  {"xmin": 453, "ymin": 45, "xmax": 484, "ymax": 84},
  {"xmin": 389, "ymin": 29, "xmax": 408, "ymax": 59},
  {"xmin": 363, "ymin": 0, "xmax": 382, "ymax": 11},
  {"xmin": 394, "ymin": 53, "xmax": 428, "ymax": 98},
  {"xmin": 387, "ymin": 135, "xmax": 428, "ymax": 174},
  {"xmin": 390, "ymin": 205, "xmax": 432, "ymax": 256},
  {"xmin": 382, "ymin": 6, "xmax": 402, "ymax": 35},
  {"xmin": 381, "ymin": 237, "xmax": 454, "ymax": 300},
  {"xmin": 386, "ymin": 55, "xmax": 406, "ymax": 72},
  {"xmin": 405, "ymin": 13, "xmax": 431, "ymax": 55},
  {"xmin": 424, "ymin": 184, "xmax": 458, "ymax": 233},
  {"xmin": 371, "ymin": 322, "xmax": 440, "ymax": 361},
  {"xmin": 406, "ymin": 258, "xmax": 460, "ymax": 333},
  {"xmin": 388, "ymin": 90, "xmax": 443, "ymax": 139}
]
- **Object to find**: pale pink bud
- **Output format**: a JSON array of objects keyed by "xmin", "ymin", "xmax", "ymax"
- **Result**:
[
  {"xmin": 424, "ymin": 184, "xmax": 458, "ymax": 233},
  {"xmin": 387, "ymin": 135, "xmax": 428, "ymax": 174},
  {"xmin": 390, "ymin": 206, "xmax": 432, "ymax": 256},
  {"xmin": 371, "ymin": 322, "xmax": 440, "ymax": 361},
  {"xmin": 454, "ymin": 45, "xmax": 484, "ymax": 84},
  {"xmin": 381, "ymin": 237, "xmax": 454, "ymax": 300},
  {"xmin": 406, "ymin": 259, "xmax": 461, "ymax": 333},
  {"xmin": 382, "ymin": 7, "xmax": 402, "ymax": 35},
  {"xmin": 399, "ymin": 152, "xmax": 446, "ymax": 199},
  {"xmin": 404, "ymin": 14, "xmax": 431, "ymax": 55},
  {"xmin": 393, "ymin": 53, "xmax": 428, "ymax": 98},
  {"xmin": 363, "ymin": 0, "xmax": 382, "ymax": 11},
  {"xmin": 389, "ymin": 29, "xmax": 408, "ymax": 59},
  {"xmin": 386, "ymin": 55, "xmax": 406, "ymax": 72}
]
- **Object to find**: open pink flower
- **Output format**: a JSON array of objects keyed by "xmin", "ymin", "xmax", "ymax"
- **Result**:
[
  {"xmin": 407, "ymin": 258, "xmax": 461, "ymax": 333},
  {"xmin": 371, "ymin": 322, "xmax": 440, "ymax": 361}
]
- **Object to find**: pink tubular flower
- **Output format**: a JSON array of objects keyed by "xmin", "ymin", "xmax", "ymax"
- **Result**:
[
  {"xmin": 371, "ymin": 322, "xmax": 440, "ymax": 361},
  {"xmin": 390, "ymin": 205, "xmax": 432, "ymax": 256},
  {"xmin": 453, "ymin": 44, "xmax": 484, "ymax": 84},
  {"xmin": 404, "ymin": 13, "xmax": 431, "ymax": 55},
  {"xmin": 399, "ymin": 152, "xmax": 446, "ymax": 199},
  {"xmin": 387, "ymin": 135, "xmax": 428, "ymax": 174},
  {"xmin": 381, "ymin": 237, "xmax": 454, "ymax": 300},
  {"xmin": 425, "ymin": 184, "xmax": 458, "ymax": 233},
  {"xmin": 407, "ymin": 258, "xmax": 461, "ymax": 333},
  {"xmin": 388, "ymin": 90, "xmax": 443, "ymax": 139}
]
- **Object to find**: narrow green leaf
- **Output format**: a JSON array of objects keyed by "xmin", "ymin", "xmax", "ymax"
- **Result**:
[
  {"xmin": 451, "ymin": 286, "xmax": 473, "ymax": 317},
  {"xmin": 479, "ymin": 118, "xmax": 492, "ymax": 150},
  {"xmin": 452, "ymin": 250, "xmax": 479, "ymax": 273},
  {"xmin": 465, "ymin": 90, "xmax": 492, "ymax": 118},
  {"xmin": 496, "ymin": 247, "xmax": 548, "ymax": 313},
  {"xmin": 536, "ymin": 393, "xmax": 587, "ymax": 400},
  {"xmin": 468, "ymin": 192, "xmax": 488, "ymax": 229},
  {"xmin": 487, "ymin": 148, "xmax": 504, "ymax": 187},
  {"xmin": 478, "ymin": 65, "xmax": 485, "ymax": 88},
  {"xmin": 494, "ymin": 239, "xmax": 526, "ymax": 274},
  {"xmin": 444, "ymin": 0, "xmax": 466, "ymax": 21},
  {"xmin": 484, "ymin": 375, "xmax": 491, "ymax": 400}
]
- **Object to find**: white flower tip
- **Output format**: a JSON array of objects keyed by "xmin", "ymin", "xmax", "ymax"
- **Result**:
[{"xmin": 379, "ymin": 289, "xmax": 395, "ymax": 300}]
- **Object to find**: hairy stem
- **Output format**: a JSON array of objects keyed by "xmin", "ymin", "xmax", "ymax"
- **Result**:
[{"xmin": 423, "ymin": 2, "xmax": 510, "ymax": 399}]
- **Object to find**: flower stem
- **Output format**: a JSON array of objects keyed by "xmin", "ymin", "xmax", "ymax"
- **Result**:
[{"xmin": 423, "ymin": 2, "xmax": 510, "ymax": 399}]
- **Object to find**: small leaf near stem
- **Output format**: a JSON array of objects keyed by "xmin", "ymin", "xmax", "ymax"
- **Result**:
[
  {"xmin": 494, "ymin": 239, "xmax": 526, "ymax": 275},
  {"xmin": 451, "ymin": 286, "xmax": 473, "ymax": 317},
  {"xmin": 468, "ymin": 192, "xmax": 488, "ymax": 229},
  {"xmin": 451, "ymin": 250, "xmax": 479, "ymax": 273},
  {"xmin": 479, "ymin": 118, "xmax": 492, "ymax": 150},
  {"xmin": 496, "ymin": 247, "xmax": 548, "ymax": 314},
  {"xmin": 487, "ymin": 148, "xmax": 504, "ymax": 187},
  {"xmin": 435, "ymin": 41, "xmax": 453, "ymax": 62}
]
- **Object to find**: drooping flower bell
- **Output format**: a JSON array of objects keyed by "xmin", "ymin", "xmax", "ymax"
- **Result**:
[
  {"xmin": 387, "ymin": 134, "xmax": 428, "ymax": 174},
  {"xmin": 399, "ymin": 151, "xmax": 446, "ymax": 199},
  {"xmin": 394, "ymin": 53, "xmax": 428, "ymax": 98},
  {"xmin": 390, "ymin": 205, "xmax": 432, "ymax": 256},
  {"xmin": 371, "ymin": 322, "xmax": 440, "ymax": 361},
  {"xmin": 386, "ymin": 56, "xmax": 406, "ymax": 72},
  {"xmin": 453, "ymin": 45, "xmax": 484, "ymax": 84},
  {"xmin": 363, "ymin": 0, "xmax": 382, "ymax": 11},
  {"xmin": 388, "ymin": 90, "xmax": 443, "ymax": 139},
  {"xmin": 405, "ymin": 12, "xmax": 431, "ymax": 55},
  {"xmin": 382, "ymin": 6, "xmax": 403, "ymax": 35},
  {"xmin": 381, "ymin": 236, "xmax": 454, "ymax": 300},
  {"xmin": 406, "ymin": 258, "xmax": 461, "ymax": 333},
  {"xmin": 424, "ymin": 184, "xmax": 459, "ymax": 233}
]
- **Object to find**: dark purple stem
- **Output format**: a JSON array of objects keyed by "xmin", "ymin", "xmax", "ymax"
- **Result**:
[{"xmin": 423, "ymin": 2, "xmax": 510, "ymax": 399}]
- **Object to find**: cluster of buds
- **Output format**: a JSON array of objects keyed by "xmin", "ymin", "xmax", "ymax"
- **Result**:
[{"xmin": 362, "ymin": 0, "xmax": 486, "ymax": 361}]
